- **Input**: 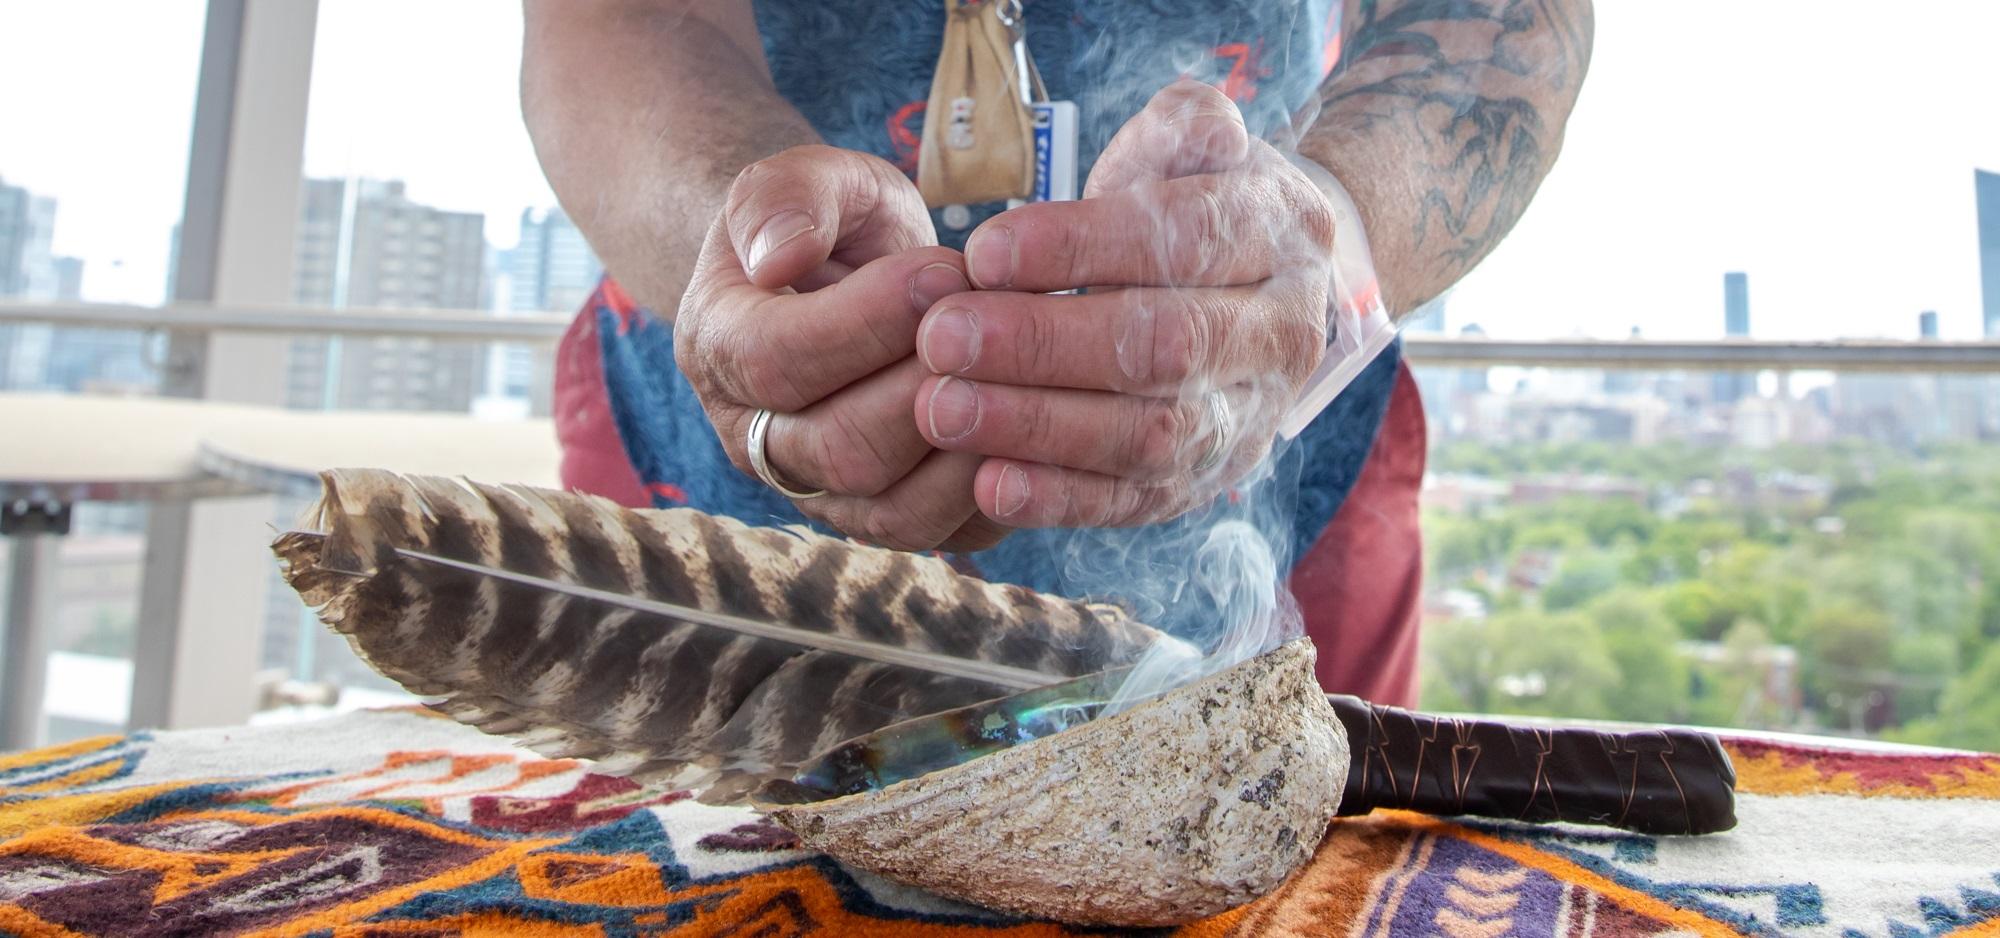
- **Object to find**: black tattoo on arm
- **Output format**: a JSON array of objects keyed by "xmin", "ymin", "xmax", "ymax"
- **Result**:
[{"xmin": 1300, "ymin": 0, "xmax": 1594, "ymax": 312}]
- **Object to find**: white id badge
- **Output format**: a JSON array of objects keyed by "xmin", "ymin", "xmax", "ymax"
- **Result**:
[{"xmin": 1030, "ymin": 100, "xmax": 1079, "ymax": 202}]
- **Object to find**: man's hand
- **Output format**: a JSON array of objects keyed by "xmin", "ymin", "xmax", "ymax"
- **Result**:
[
  {"xmin": 912, "ymin": 81, "xmax": 1334, "ymax": 529},
  {"xmin": 675, "ymin": 145, "xmax": 1007, "ymax": 551}
]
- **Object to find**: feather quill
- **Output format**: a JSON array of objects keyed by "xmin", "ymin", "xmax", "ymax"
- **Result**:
[{"xmin": 273, "ymin": 469, "xmax": 1176, "ymax": 801}]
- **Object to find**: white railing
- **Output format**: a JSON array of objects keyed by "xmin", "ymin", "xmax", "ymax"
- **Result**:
[
  {"xmin": 0, "ymin": 299, "xmax": 570, "ymax": 342},
  {"xmin": 7, "ymin": 299, "xmax": 2000, "ymax": 371}
]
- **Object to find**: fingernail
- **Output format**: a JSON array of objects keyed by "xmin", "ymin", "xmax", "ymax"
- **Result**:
[
  {"xmin": 919, "ymin": 308, "xmax": 980, "ymax": 374},
  {"xmin": 746, "ymin": 210, "xmax": 815, "ymax": 274},
  {"xmin": 966, "ymin": 225, "xmax": 1015, "ymax": 289},
  {"xmin": 909, "ymin": 263, "xmax": 969, "ymax": 312},
  {"xmin": 926, "ymin": 376, "xmax": 980, "ymax": 441},
  {"xmin": 995, "ymin": 464, "xmax": 1031, "ymax": 518}
]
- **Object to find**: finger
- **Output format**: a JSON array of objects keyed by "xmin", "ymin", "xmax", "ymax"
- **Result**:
[
  {"xmin": 1084, "ymin": 79, "xmax": 1250, "ymax": 198},
  {"xmin": 917, "ymin": 281, "xmax": 1326, "ymax": 394},
  {"xmin": 937, "ymin": 515, "xmax": 1011, "ymax": 553},
  {"xmin": 722, "ymin": 145, "xmax": 937, "ymax": 288},
  {"xmin": 972, "ymin": 459, "xmax": 1193, "ymax": 529},
  {"xmin": 803, "ymin": 450, "xmax": 986, "ymax": 552},
  {"xmin": 969, "ymin": 388, "xmax": 1277, "ymax": 529},
  {"xmin": 964, "ymin": 156, "xmax": 1334, "ymax": 292},
  {"xmin": 759, "ymin": 358, "xmax": 933, "ymax": 498},
  {"xmin": 677, "ymin": 246, "xmax": 968, "ymax": 413},
  {"xmin": 793, "ymin": 257, "xmax": 857, "ymax": 293},
  {"xmin": 919, "ymin": 377, "xmax": 1280, "ymax": 481}
]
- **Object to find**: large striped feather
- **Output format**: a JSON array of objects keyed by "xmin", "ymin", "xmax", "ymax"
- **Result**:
[{"xmin": 272, "ymin": 469, "xmax": 1176, "ymax": 801}]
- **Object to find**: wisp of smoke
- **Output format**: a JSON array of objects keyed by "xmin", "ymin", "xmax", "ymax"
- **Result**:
[{"xmin": 1018, "ymin": 2, "xmax": 1344, "ymax": 708}]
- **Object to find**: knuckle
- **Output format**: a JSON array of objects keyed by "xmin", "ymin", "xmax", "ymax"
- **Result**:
[
  {"xmin": 1055, "ymin": 216, "xmax": 1091, "ymax": 286},
  {"xmin": 1018, "ymin": 307, "xmax": 1065, "ymax": 382},
  {"xmin": 815, "ymin": 407, "xmax": 899, "ymax": 496},
  {"xmin": 710, "ymin": 410, "xmax": 757, "ymax": 478},
  {"xmin": 727, "ymin": 331, "xmax": 804, "ymax": 410},
  {"xmin": 1130, "ymin": 479, "xmax": 1191, "ymax": 526},
  {"xmin": 1074, "ymin": 479, "xmax": 1121, "ymax": 528},
  {"xmin": 725, "ymin": 161, "xmax": 767, "ymax": 204},
  {"xmin": 671, "ymin": 313, "xmax": 705, "ymax": 376},
  {"xmin": 1281, "ymin": 316, "xmax": 1326, "ymax": 386},
  {"xmin": 1297, "ymin": 188, "xmax": 1338, "ymax": 253},
  {"xmin": 1171, "ymin": 182, "xmax": 1230, "ymax": 281},
  {"xmin": 1126, "ymin": 398, "xmax": 1197, "ymax": 477},
  {"xmin": 726, "ymin": 146, "xmax": 835, "ymax": 230},
  {"xmin": 851, "ymin": 503, "xmax": 898, "ymax": 547},
  {"xmin": 799, "ymin": 499, "xmax": 855, "ymax": 539},
  {"xmin": 1270, "ymin": 285, "xmax": 1328, "ymax": 385},
  {"xmin": 800, "ymin": 423, "xmax": 855, "ymax": 496},
  {"xmin": 675, "ymin": 313, "xmax": 739, "ymax": 400},
  {"xmin": 857, "ymin": 499, "xmax": 946, "ymax": 552},
  {"xmin": 685, "ymin": 314, "xmax": 817, "ymax": 413},
  {"xmin": 1015, "ymin": 392, "xmax": 1065, "ymax": 460},
  {"xmin": 725, "ymin": 156, "xmax": 786, "ymax": 214},
  {"xmin": 1159, "ymin": 295, "xmax": 1214, "ymax": 386}
]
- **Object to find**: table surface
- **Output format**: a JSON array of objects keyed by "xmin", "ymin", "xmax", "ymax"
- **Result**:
[{"xmin": 0, "ymin": 392, "xmax": 560, "ymax": 502}]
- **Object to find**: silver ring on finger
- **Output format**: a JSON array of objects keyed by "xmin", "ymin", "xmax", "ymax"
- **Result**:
[
  {"xmin": 1191, "ymin": 391, "xmax": 1234, "ymax": 475},
  {"xmin": 747, "ymin": 408, "xmax": 827, "ymax": 500}
]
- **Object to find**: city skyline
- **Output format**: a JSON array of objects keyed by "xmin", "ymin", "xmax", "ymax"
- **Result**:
[
  {"xmin": 1713, "ymin": 272, "xmax": 1752, "ymax": 405},
  {"xmin": 1977, "ymin": 169, "xmax": 2000, "ymax": 339},
  {"xmin": 288, "ymin": 178, "xmax": 492, "ymax": 414}
]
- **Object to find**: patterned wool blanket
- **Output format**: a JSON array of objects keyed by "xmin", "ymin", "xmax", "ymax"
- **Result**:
[{"xmin": 1, "ymin": 708, "xmax": 1996, "ymax": 937}]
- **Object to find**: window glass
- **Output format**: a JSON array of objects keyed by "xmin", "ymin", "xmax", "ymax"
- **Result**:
[{"xmin": 0, "ymin": 0, "xmax": 205, "ymax": 743}]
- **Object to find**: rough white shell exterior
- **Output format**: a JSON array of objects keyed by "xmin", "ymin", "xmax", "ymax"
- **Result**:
[{"xmin": 761, "ymin": 640, "xmax": 1350, "ymax": 926}]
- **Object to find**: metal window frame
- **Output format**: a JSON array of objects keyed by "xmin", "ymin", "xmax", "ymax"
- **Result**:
[{"xmin": 128, "ymin": 0, "xmax": 319, "ymax": 734}]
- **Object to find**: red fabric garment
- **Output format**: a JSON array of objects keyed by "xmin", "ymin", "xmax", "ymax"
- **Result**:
[
  {"xmin": 1287, "ymin": 362, "xmax": 1427, "ymax": 708},
  {"xmin": 554, "ymin": 288, "xmax": 649, "ymax": 509}
]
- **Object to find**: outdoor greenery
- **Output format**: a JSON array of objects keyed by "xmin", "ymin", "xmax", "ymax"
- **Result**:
[{"xmin": 1416, "ymin": 439, "xmax": 2000, "ymax": 751}]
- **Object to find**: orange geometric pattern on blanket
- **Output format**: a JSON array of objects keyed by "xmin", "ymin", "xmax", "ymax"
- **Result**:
[
  {"xmin": 517, "ymin": 851, "xmax": 678, "ymax": 907},
  {"xmin": 323, "ymin": 912, "xmax": 608, "ymax": 936},
  {"xmin": 650, "ymin": 864, "xmax": 1088, "ymax": 937},
  {"xmin": 237, "ymin": 749, "xmax": 583, "ymax": 810},
  {"xmin": 1180, "ymin": 812, "xmax": 1747, "ymax": 938},
  {"xmin": 1725, "ymin": 739, "xmax": 2000, "ymax": 799},
  {"xmin": 0, "ymin": 803, "xmax": 567, "ymax": 936},
  {"xmin": 0, "ymin": 781, "xmax": 182, "ymax": 839},
  {"xmin": 2, "ymin": 823, "xmax": 288, "ymax": 904},
  {"xmin": 0, "ymin": 736, "xmax": 120, "ymax": 774},
  {"xmin": 0, "ymin": 736, "xmax": 139, "ymax": 807},
  {"xmin": 0, "ymin": 902, "xmax": 87, "ymax": 938},
  {"xmin": 1397, "ymin": 814, "xmax": 1742, "ymax": 937}
]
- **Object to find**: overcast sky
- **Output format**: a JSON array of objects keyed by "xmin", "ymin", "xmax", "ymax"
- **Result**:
[{"xmin": 4, "ymin": 1, "xmax": 1999, "ymax": 340}]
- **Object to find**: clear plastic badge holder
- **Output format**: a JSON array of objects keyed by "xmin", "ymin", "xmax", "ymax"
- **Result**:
[{"xmin": 1275, "ymin": 156, "xmax": 1402, "ymax": 440}]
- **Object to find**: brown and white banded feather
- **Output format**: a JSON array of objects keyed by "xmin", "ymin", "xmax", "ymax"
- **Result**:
[{"xmin": 272, "ymin": 469, "xmax": 1175, "ymax": 801}]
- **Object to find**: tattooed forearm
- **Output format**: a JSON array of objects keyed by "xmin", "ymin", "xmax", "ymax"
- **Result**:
[{"xmin": 1298, "ymin": 0, "xmax": 1594, "ymax": 315}]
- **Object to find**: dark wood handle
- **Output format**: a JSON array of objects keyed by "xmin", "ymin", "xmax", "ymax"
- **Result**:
[{"xmin": 1325, "ymin": 696, "xmax": 1737, "ymax": 835}]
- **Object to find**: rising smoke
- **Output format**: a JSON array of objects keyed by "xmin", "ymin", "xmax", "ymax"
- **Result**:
[{"xmin": 1045, "ymin": 2, "xmax": 1343, "ymax": 707}]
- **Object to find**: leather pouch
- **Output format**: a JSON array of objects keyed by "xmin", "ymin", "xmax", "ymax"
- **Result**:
[{"xmin": 917, "ymin": 0, "xmax": 1039, "ymax": 207}]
